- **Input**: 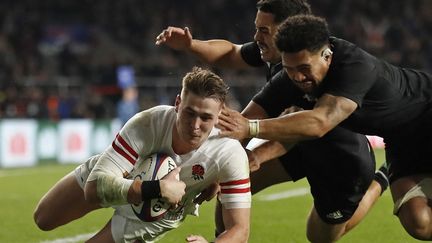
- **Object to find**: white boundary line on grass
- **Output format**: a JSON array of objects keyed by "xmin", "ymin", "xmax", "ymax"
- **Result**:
[
  {"xmin": 256, "ymin": 187, "xmax": 309, "ymax": 201},
  {"xmin": 0, "ymin": 170, "xmax": 38, "ymax": 177},
  {"xmin": 39, "ymin": 232, "xmax": 96, "ymax": 243},
  {"xmin": 0, "ymin": 168, "xmax": 61, "ymax": 177}
]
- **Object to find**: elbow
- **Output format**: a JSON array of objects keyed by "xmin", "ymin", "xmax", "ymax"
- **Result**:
[
  {"xmin": 310, "ymin": 128, "xmax": 328, "ymax": 139},
  {"xmin": 232, "ymin": 225, "xmax": 250, "ymax": 243},
  {"xmin": 220, "ymin": 225, "xmax": 249, "ymax": 243},
  {"xmin": 307, "ymin": 120, "xmax": 333, "ymax": 139},
  {"xmin": 239, "ymin": 226, "xmax": 250, "ymax": 243},
  {"xmin": 34, "ymin": 205, "xmax": 54, "ymax": 231}
]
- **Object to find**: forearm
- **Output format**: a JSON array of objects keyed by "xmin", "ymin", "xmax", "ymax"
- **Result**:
[
  {"xmin": 219, "ymin": 94, "xmax": 356, "ymax": 143},
  {"xmin": 87, "ymin": 174, "xmax": 161, "ymax": 207},
  {"xmin": 84, "ymin": 154, "xmax": 146, "ymax": 206},
  {"xmin": 257, "ymin": 110, "xmax": 331, "ymax": 143},
  {"xmin": 189, "ymin": 40, "xmax": 247, "ymax": 68},
  {"xmin": 252, "ymin": 140, "xmax": 290, "ymax": 163},
  {"xmin": 215, "ymin": 207, "xmax": 250, "ymax": 243},
  {"xmin": 94, "ymin": 174, "xmax": 134, "ymax": 207},
  {"xmin": 256, "ymin": 95, "xmax": 358, "ymax": 142}
]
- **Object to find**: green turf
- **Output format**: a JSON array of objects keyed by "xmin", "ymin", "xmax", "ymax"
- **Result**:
[{"xmin": 0, "ymin": 149, "xmax": 422, "ymax": 242}]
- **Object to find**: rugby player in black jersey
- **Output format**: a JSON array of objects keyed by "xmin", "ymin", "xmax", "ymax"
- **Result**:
[
  {"xmin": 156, "ymin": 1, "xmax": 388, "ymax": 242},
  {"xmin": 218, "ymin": 14, "xmax": 432, "ymax": 240}
]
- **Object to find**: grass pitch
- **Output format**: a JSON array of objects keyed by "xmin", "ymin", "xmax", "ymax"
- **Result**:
[{"xmin": 0, "ymin": 149, "xmax": 421, "ymax": 242}]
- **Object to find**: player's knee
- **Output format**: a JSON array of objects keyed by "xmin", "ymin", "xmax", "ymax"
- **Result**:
[
  {"xmin": 306, "ymin": 230, "xmax": 320, "ymax": 242},
  {"xmin": 307, "ymin": 230, "xmax": 341, "ymax": 243},
  {"xmin": 306, "ymin": 211, "xmax": 345, "ymax": 243},
  {"xmin": 33, "ymin": 207, "xmax": 55, "ymax": 231},
  {"xmin": 404, "ymin": 222, "xmax": 432, "ymax": 240},
  {"xmin": 399, "ymin": 206, "xmax": 432, "ymax": 240}
]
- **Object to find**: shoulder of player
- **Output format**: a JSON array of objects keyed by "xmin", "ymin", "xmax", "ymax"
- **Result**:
[
  {"xmin": 203, "ymin": 136, "xmax": 247, "ymax": 160},
  {"xmin": 195, "ymin": 138, "xmax": 248, "ymax": 177},
  {"xmin": 128, "ymin": 105, "xmax": 175, "ymax": 125},
  {"xmin": 328, "ymin": 37, "xmax": 377, "ymax": 75},
  {"xmin": 119, "ymin": 105, "xmax": 175, "ymax": 143},
  {"xmin": 208, "ymin": 134, "xmax": 242, "ymax": 145},
  {"xmin": 330, "ymin": 37, "xmax": 372, "ymax": 61}
]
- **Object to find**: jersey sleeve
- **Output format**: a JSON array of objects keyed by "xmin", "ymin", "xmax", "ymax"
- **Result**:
[
  {"xmin": 218, "ymin": 141, "xmax": 251, "ymax": 209},
  {"xmin": 110, "ymin": 114, "xmax": 146, "ymax": 171},
  {"xmin": 240, "ymin": 42, "xmax": 265, "ymax": 67},
  {"xmin": 84, "ymin": 113, "xmax": 148, "ymax": 207},
  {"xmin": 97, "ymin": 109, "xmax": 156, "ymax": 175}
]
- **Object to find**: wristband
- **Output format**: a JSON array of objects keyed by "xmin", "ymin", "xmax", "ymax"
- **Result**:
[
  {"xmin": 141, "ymin": 180, "xmax": 161, "ymax": 201},
  {"xmin": 248, "ymin": 119, "xmax": 260, "ymax": 137}
]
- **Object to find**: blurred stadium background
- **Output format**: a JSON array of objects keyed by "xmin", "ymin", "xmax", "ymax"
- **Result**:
[
  {"xmin": 0, "ymin": 0, "xmax": 430, "ymax": 242},
  {"xmin": 1, "ymin": 0, "xmax": 432, "ymax": 122}
]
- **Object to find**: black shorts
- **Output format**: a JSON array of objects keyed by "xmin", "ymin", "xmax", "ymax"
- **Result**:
[
  {"xmin": 385, "ymin": 121, "xmax": 432, "ymax": 183},
  {"xmin": 279, "ymin": 126, "xmax": 375, "ymax": 224}
]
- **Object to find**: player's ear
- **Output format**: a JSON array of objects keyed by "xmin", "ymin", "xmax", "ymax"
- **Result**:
[
  {"xmin": 218, "ymin": 103, "xmax": 224, "ymax": 115},
  {"xmin": 322, "ymin": 48, "xmax": 333, "ymax": 62},
  {"xmin": 175, "ymin": 94, "xmax": 181, "ymax": 112}
]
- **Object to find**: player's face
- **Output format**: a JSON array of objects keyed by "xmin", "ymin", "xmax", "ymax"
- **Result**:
[
  {"xmin": 254, "ymin": 10, "xmax": 281, "ymax": 64},
  {"xmin": 175, "ymin": 92, "xmax": 222, "ymax": 150},
  {"xmin": 281, "ymin": 48, "xmax": 331, "ymax": 93}
]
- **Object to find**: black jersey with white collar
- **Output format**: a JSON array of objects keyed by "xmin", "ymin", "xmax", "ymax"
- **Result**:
[{"xmin": 240, "ymin": 41, "xmax": 282, "ymax": 82}]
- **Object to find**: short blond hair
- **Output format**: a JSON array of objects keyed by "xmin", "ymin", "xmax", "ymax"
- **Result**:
[{"xmin": 181, "ymin": 66, "xmax": 229, "ymax": 104}]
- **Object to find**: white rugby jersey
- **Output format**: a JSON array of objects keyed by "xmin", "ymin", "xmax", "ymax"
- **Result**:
[{"xmin": 91, "ymin": 105, "xmax": 251, "ymax": 218}]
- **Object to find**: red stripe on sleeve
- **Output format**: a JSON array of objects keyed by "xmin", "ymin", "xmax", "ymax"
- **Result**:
[
  {"xmin": 220, "ymin": 188, "xmax": 251, "ymax": 194},
  {"xmin": 220, "ymin": 178, "xmax": 250, "ymax": 186},
  {"xmin": 116, "ymin": 134, "xmax": 138, "ymax": 159},
  {"xmin": 112, "ymin": 140, "xmax": 137, "ymax": 165}
]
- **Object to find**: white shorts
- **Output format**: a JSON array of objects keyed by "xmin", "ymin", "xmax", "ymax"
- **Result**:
[
  {"xmin": 111, "ymin": 208, "xmax": 185, "ymax": 243},
  {"xmin": 394, "ymin": 178, "xmax": 432, "ymax": 215},
  {"xmin": 74, "ymin": 154, "xmax": 101, "ymax": 189}
]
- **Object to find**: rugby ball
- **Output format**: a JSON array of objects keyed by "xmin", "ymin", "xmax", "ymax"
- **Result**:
[{"xmin": 130, "ymin": 153, "xmax": 177, "ymax": 221}]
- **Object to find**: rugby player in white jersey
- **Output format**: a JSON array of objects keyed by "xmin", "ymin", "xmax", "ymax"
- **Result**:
[{"xmin": 34, "ymin": 67, "xmax": 251, "ymax": 243}]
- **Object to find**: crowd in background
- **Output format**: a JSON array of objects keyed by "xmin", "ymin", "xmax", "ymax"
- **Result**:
[{"xmin": 1, "ymin": 0, "xmax": 432, "ymax": 119}]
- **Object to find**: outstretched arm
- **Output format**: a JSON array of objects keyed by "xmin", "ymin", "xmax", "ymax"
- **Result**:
[
  {"xmin": 218, "ymin": 94, "xmax": 358, "ymax": 143},
  {"xmin": 242, "ymin": 103, "xmax": 298, "ymax": 171},
  {"xmin": 186, "ymin": 207, "xmax": 250, "ymax": 243},
  {"xmin": 84, "ymin": 156, "xmax": 185, "ymax": 207},
  {"xmin": 155, "ymin": 26, "xmax": 249, "ymax": 68},
  {"xmin": 247, "ymin": 140, "xmax": 292, "ymax": 172}
]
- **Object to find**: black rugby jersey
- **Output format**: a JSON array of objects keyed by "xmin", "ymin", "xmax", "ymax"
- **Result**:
[{"xmin": 322, "ymin": 37, "xmax": 432, "ymax": 136}]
